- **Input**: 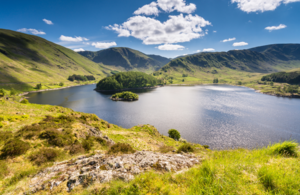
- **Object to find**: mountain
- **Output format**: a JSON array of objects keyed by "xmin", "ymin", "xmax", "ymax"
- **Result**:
[
  {"xmin": 0, "ymin": 29, "xmax": 111, "ymax": 85},
  {"xmin": 78, "ymin": 47, "xmax": 170, "ymax": 73},
  {"xmin": 155, "ymin": 44, "xmax": 300, "ymax": 84}
]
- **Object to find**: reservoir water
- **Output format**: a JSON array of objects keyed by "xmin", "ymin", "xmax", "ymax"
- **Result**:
[{"xmin": 27, "ymin": 84, "xmax": 300, "ymax": 149}]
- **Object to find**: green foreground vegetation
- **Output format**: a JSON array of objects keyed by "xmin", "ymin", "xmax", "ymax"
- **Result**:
[
  {"xmin": 111, "ymin": 91, "xmax": 139, "ymax": 101},
  {"xmin": 96, "ymin": 72, "xmax": 159, "ymax": 91},
  {"xmin": 0, "ymin": 93, "xmax": 299, "ymax": 194}
]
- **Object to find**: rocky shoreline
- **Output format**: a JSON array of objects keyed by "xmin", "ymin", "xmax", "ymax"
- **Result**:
[{"xmin": 94, "ymin": 85, "xmax": 162, "ymax": 92}]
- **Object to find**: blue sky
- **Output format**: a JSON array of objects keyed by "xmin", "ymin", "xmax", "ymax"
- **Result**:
[{"xmin": 1, "ymin": 0, "xmax": 300, "ymax": 58}]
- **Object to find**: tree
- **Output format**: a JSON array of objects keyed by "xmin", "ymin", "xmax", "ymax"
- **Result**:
[
  {"xmin": 35, "ymin": 83, "xmax": 42, "ymax": 90},
  {"xmin": 270, "ymin": 81, "xmax": 274, "ymax": 86},
  {"xmin": 168, "ymin": 129, "xmax": 181, "ymax": 141},
  {"xmin": 59, "ymin": 82, "xmax": 64, "ymax": 86},
  {"xmin": 213, "ymin": 78, "xmax": 219, "ymax": 83}
]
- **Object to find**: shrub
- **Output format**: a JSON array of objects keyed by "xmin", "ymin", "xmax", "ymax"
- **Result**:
[
  {"xmin": 0, "ymin": 122, "xmax": 3, "ymax": 128},
  {"xmin": 203, "ymin": 145, "xmax": 209, "ymax": 149},
  {"xmin": 159, "ymin": 145, "xmax": 174, "ymax": 153},
  {"xmin": 35, "ymin": 83, "xmax": 42, "ymax": 90},
  {"xmin": 0, "ymin": 160, "xmax": 9, "ymax": 179},
  {"xmin": 0, "ymin": 131, "xmax": 13, "ymax": 141},
  {"xmin": 177, "ymin": 143, "xmax": 194, "ymax": 153},
  {"xmin": 237, "ymin": 81, "xmax": 242, "ymax": 85},
  {"xmin": 39, "ymin": 129, "xmax": 73, "ymax": 147},
  {"xmin": 0, "ymin": 139, "xmax": 30, "ymax": 158},
  {"xmin": 108, "ymin": 143, "xmax": 135, "ymax": 154},
  {"xmin": 20, "ymin": 99, "xmax": 29, "ymax": 104},
  {"xmin": 82, "ymin": 136, "xmax": 94, "ymax": 151},
  {"xmin": 168, "ymin": 129, "xmax": 181, "ymax": 141},
  {"xmin": 95, "ymin": 137, "xmax": 107, "ymax": 146},
  {"xmin": 29, "ymin": 148, "xmax": 59, "ymax": 166},
  {"xmin": 59, "ymin": 82, "xmax": 64, "ymax": 86},
  {"xmin": 69, "ymin": 141, "xmax": 85, "ymax": 155},
  {"xmin": 269, "ymin": 141, "xmax": 298, "ymax": 157}
]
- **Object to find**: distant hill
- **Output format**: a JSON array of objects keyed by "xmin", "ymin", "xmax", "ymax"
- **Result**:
[
  {"xmin": 79, "ymin": 47, "xmax": 170, "ymax": 73},
  {"xmin": 0, "ymin": 29, "xmax": 110, "ymax": 85},
  {"xmin": 159, "ymin": 44, "xmax": 300, "ymax": 74}
]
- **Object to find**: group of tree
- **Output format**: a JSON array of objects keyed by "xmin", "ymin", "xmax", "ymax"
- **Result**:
[
  {"xmin": 277, "ymin": 85, "xmax": 299, "ymax": 94},
  {"xmin": 96, "ymin": 72, "xmax": 158, "ymax": 90},
  {"xmin": 182, "ymin": 74, "xmax": 188, "ymax": 77},
  {"xmin": 213, "ymin": 78, "xmax": 219, "ymax": 83},
  {"xmin": 111, "ymin": 91, "xmax": 139, "ymax": 100},
  {"xmin": 261, "ymin": 71, "xmax": 300, "ymax": 84},
  {"xmin": 68, "ymin": 74, "xmax": 96, "ymax": 82}
]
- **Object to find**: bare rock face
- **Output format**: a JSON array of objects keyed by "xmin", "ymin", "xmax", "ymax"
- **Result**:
[{"xmin": 28, "ymin": 151, "xmax": 200, "ymax": 193}]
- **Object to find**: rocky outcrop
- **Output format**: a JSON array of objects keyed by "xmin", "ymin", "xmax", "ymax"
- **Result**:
[{"xmin": 28, "ymin": 151, "xmax": 201, "ymax": 193}]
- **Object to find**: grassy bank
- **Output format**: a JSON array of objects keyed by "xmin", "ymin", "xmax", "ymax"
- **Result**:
[{"xmin": 0, "ymin": 98, "xmax": 299, "ymax": 194}]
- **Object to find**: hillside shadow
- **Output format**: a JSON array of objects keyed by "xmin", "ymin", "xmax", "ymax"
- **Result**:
[{"xmin": 0, "ymin": 31, "xmax": 50, "ymax": 64}]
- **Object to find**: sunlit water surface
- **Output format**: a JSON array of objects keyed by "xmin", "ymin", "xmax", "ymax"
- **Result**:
[{"xmin": 27, "ymin": 84, "xmax": 300, "ymax": 149}]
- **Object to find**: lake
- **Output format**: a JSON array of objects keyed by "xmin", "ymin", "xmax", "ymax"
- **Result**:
[{"xmin": 27, "ymin": 84, "xmax": 300, "ymax": 149}]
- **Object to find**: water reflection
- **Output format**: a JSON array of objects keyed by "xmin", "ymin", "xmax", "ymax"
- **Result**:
[{"xmin": 27, "ymin": 84, "xmax": 300, "ymax": 149}]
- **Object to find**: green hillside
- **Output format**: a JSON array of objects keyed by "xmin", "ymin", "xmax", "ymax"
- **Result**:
[
  {"xmin": 79, "ymin": 47, "xmax": 170, "ymax": 73},
  {"xmin": 0, "ymin": 29, "xmax": 112, "ymax": 91},
  {"xmin": 153, "ymin": 44, "xmax": 300, "ymax": 85}
]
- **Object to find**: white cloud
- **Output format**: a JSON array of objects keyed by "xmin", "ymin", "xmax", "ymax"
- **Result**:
[
  {"xmin": 233, "ymin": 42, "xmax": 248, "ymax": 46},
  {"xmin": 74, "ymin": 48, "xmax": 85, "ymax": 52},
  {"xmin": 17, "ymin": 28, "xmax": 46, "ymax": 35},
  {"xmin": 221, "ymin": 37, "xmax": 236, "ymax": 42},
  {"xmin": 134, "ymin": 2, "xmax": 160, "ymax": 16},
  {"xmin": 92, "ymin": 42, "xmax": 117, "ymax": 49},
  {"xmin": 183, "ymin": 54, "xmax": 188, "ymax": 56},
  {"xmin": 43, "ymin": 19, "xmax": 53, "ymax": 25},
  {"xmin": 265, "ymin": 24, "xmax": 287, "ymax": 31},
  {"xmin": 196, "ymin": 50, "xmax": 201, "ymax": 52},
  {"xmin": 59, "ymin": 35, "xmax": 89, "ymax": 42},
  {"xmin": 213, "ymin": 30, "xmax": 217, "ymax": 33},
  {"xmin": 203, "ymin": 48, "xmax": 215, "ymax": 52},
  {"xmin": 134, "ymin": 0, "xmax": 196, "ymax": 16},
  {"xmin": 107, "ymin": 14, "xmax": 211, "ymax": 45},
  {"xmin": 231, "ymin": 0, "xmax": 300, "ymax": 13},
  {"xmin": 157, "ymin": 44, "xmax": 185, "ymax": 50}
]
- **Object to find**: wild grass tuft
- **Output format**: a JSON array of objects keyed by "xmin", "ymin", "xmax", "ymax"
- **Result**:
[
  {"xmin": 107, "ymin": 143, "xmax": 135, "ymax": 155},
  {"xmin": 269, "ymin": 140, "xmax": 298, "ymax": 156},
  {"xmin": 177, "ymin": 143, "xmax": 194, "ymax": 153},
  {"xmin": 29, "ymin": 147, "xmax": 60, "ymax": 166}
]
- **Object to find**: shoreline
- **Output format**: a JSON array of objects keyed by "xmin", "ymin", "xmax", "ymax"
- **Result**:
[
  {"xmin": 94, "ymin": 85, "xmax": 162, "ymax": 92},
  {"xmin": 20, "ymin": 83, "xmax": 96, "ymax": 96}
]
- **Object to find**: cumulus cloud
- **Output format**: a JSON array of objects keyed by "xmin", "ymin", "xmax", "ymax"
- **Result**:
[
  {"xmin": 265, "ymin": 24, "xmax": 287, "ymax": 31},
  {"xmin": 231, "ymin": 0, "xmax": 300, "ymax": 13},
  {"xmin": 203, "ymin": 48, "xmax": 215, "ymax": 52},
  {"xmin": 134, "ymin": 0, "xmax": 196, "ymax": 16},
  {"xmin": 17, "ymin": 28, "xmax": 45, "ymax": 35},
  {"xmin": 213, "ymin": 30, "xmax": 217, "ymax": 33},
  {"xmin": 157, "ymin": 44, "xmax": 185, "ymax": 50},
  {"xmin": 221, "ymin": 37, "xmax": 236, "ymax": 42},
  {"xmin": 134, "ymin": 2, "xmax": 160, "ymax": 16},
  {"xmin": 59, "ymin": 35, "xmax": 89, "ymax": 42},
  {"xmin": 43, "ymin": 19, "xmax": 53, "ymax": 25},
  {"xmin": 233, "ymin": 42, "xmax": 248, "ymax": 46},
  {"xmin": 107, "ymin": 14, "xmax": 211, "ymax": 45},
  {"xmin": 74, "ymin": 48, "xmax": 85, "ymax": 52},
  {"xmin": 92, "ymin": 42, "xmax": 117, "ymax": 49}
]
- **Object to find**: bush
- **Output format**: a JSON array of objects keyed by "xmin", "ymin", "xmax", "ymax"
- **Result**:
[
  {"xmin": 177, "ymin": 143, "xmax": 194, "ymax": 153},
  {"xmin": 0, "ymin": 122, "xmax": 3, "ymax": 128},
  {"xmin": 168, "ymin": 129, "xmax": 180, "ymax": 141},
  {"xmin": 0, "ymin": 139, "xmax": 30, "ymax": 158},
  {"xmin": 69, "ymin": 141, "xmax": 85, "ymax": 155},
  {"xmin": 82, "ymin": 136, "xmax": 94, "ymax": 151},
  {"xmin": 39, "ymin": 129, "xmax": 73, "ymax": 147},
  {"xmin": 29, "ymin": 148, "xmax": 59, "ymax": 166},
  {"xmin": 95, "ymin": 137, "xmax": 107, "ymax": 146},
  {"xmin": 237, "ymin": 81, "xmax": 242, "ymax": 85},
  {"xmin": 59, "ymin": 82, "xmax": 64, "ymax": 86},
  {"xmin": 159, "ymin": 145, "xmax": 174, "ymax": 153},
  {"xmin": 269, "ymin": 141, "xmax": 298, "ymax": 157},
  {"xmin": 203, "ymin": 145, "xmax": 209, "ymax": 149},
  {"xmin": 35, "ymin": 83, "xmax": 42, "ymax": 90},
  {"xmin": 108, "ymin": 143, "xmax": 135, "ymax": 154},
  {"xmin": 111, "ymin": 91, "xmax": 139, "ymax": 100},
  {"xmin": 20, "ymin": 99, "xmax": 29, "ymax": 104}
]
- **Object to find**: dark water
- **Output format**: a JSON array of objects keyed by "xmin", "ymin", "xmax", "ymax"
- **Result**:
[{"xmin": 27, "ymin": 84, "xmax": 300, "ymax": 149}]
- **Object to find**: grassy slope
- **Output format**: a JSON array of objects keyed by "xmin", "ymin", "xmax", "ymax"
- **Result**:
[
  {"xmin": 78, "ymin": 47, "xmax": 170, "ymax": 73},
  {"xmin": 0, "ymin": 100, "xmax": 299, "ymax": 194},
  {"xmin": 0, "ymin": 29, "xmax": 114, "ymax": 91}
]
